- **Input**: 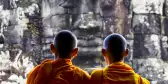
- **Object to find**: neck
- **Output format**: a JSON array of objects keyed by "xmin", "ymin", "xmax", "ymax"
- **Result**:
[
  {"xmin": 108, "ymin": 59, "xmax": 123, "ymax": 65},
  {"xmin": 55, "ymin": 56, "xmax": 72, "ymax": 60}
]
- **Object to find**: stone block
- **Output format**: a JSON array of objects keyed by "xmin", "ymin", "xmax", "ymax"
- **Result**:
[
  {"xmin": 42, "ymin": 0, "xmax": 65, "ymax": 17},
  {"xmin": 133, "ymin": 34, "xmax": 161, "ymax": 58},
  {"xmin": 100, "ymin": 0, "xmax": 128, "ymax": 17},
  {"xmin": 164, "ymin": 0, "xmax": 168, "ymax": 16},
  {"xmin": 133, "ymin": 14, "xmax": 161, "ymax": 34},
  {"xmin": 50, "ymin": 15, "xmax": 67, "ymax": 28},
  {"xmin": 77, "ymin": 38, "xmax": 103, "ymax": 47},
  {"xmin": 161, "ymin": 36, "xmax": 168, "ymax": 61},
  {"xmin": 81, "ymin": 0, "xmax": 100, "ymax": 14},
  {"xmin": 162, "ymin": 17, "xmax": 168, "ymax": 36},
  {"xmin": 132, "ymin": 58, "xmax": 168, "ymax": 81},
  {"xmin": 161, "ymin": 17, "xmax": 168, "ymax": 61},
  {"xmin": 102, "ymin": 17, "xmax": 130, "ymax": 37},
  {"xmin": 157, "ymin": 80, "xmax": 168, "ymax": 84},
  {"xmin": 132, "ymin": 0, "xmax": 164, "ymax": 15},
  {"xmin": 78, "ymin": 46, "xmax": 102, "ymax": 57}
]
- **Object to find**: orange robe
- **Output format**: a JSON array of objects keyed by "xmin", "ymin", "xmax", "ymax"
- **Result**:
[
  {"xmin": 26, "ymin": 59, "xmax": 90, "ymax": 84},
  {"xmin": 91, "ymin": 62, "xmax": 150, "ymax": 84}
]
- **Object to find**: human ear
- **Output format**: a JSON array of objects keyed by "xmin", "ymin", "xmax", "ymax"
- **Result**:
[
  {"xmin": 101, "ymin": 48, "xmax": 107, "ymax": 57},
  {"xmin": 72, "ymin": 48, "xmax": 78, "ymax": 58},
  {"xmin": 102, "ymin": 48, "xmax": 110, "ymax": 65},
  {"xmin": 124, "ymin": 48, "xmax": 129, "ymax": 57},
  {"xmin": 50, "ymin": 44, "xmax": 56, "ymax": 55}
]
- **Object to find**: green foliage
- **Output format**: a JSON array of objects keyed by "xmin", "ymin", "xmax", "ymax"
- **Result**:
[{"xmin": 27, "ymin": 23, "xmax": 39, "ymax": 35}]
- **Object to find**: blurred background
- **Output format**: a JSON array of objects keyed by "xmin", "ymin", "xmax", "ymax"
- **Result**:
[{"xmin": 0, "ymin": 0, "xmax": 168, "ymax": 84}]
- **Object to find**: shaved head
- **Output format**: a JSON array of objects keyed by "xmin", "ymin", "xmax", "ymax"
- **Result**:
[
  {"xmin": 53, "ymin": 30, "xmax": 77, "ymax": 58},
  {"xmin": 103, "ymin": 33, "xmax": 127, "ymax": 62}
]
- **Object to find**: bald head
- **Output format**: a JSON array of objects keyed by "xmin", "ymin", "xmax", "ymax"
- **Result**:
[
  {"xmin": 103, "ymin": 33, "xmax": 127, "ymax": 62},
  {"xmin": 53, "ymin": 30, "xmax": 77, "ymax": 58}
]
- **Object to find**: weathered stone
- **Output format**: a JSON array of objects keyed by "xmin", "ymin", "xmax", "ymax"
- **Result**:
[
  {"xmin": 50, "ymin": 15, "xmax": 67, "ymax": 28},
  {"xmin": 163, "ymin": 17, "xmax": 168, "ymax": 36},
  {"xmin": 133, "ymin": 34, "xmax": 161, "ymax": 58},
  {"xmin": 42, "ymin": 0, "xmax": 82, "ymax": 28},
  {"xmin": 132, "ymin": 58, "xmax": 168, "ymax": 81},
  {"xmin": 100, "ymin": 0, "xmax": 128, "ymax": 17},
  {"xmin": 78, "ymin": 38, "xmax": 103, "ymax": 47},
  {"xmin": 131, "ymin": 0, "xmax": 165, "ymax": 15},
  {"xmin": 164, "ymin": 0, "xmax": 168, "ymax": 16},
  {"xmin": 100, "ymin": 0, "xmax": 130, "ymax": 36},
  {"xmin": 157, "ymin": 80, "xmax": 168, "ymax": 84},
  {"xmin": 42, "ymin": 0, "xmax": 66, "ymax": 17},
  {"xmin": 17, "ymin": 0, "xmax": 39, "ymax": 7},
  {"xmin": 78, "ymin": 46, "xmax": 102, "ymax": 57},
  {"xmin": 1, "ymin": 0, "xmax": 17, "ymax": 10},
  {"xmin": 133, "ymin": 14, "xmax": 161, "ymax": 34},
  {"xmin": 123, "ymin": 0, "xmax": 132, "ymax": 9},
  {"xmin": 123, "ymin": 15, "xmax": 133, "ymax": 38},
  {"xmin": 81, "ymin": 0, "xmax": 99, "ymax": 14},
  {"xmin": 160, "ymin": 36, "xmax": 168, "ymax": 61},
  {"xmin": 125, "ymin": 40, "xmax": 134, "ymax": 62},
  {"xmin": 22, "ymin": 30, "xmax": 32, "ymax": 52},
  {"xmin": 73, "ymin": 12, "xmax": 102, "ymax": 30},
  {"xmin": 161, "ymin": 17, "xmax": 168, "ymax": 61}
]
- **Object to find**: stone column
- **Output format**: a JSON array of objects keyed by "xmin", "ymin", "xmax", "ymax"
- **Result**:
[{"xmin": 161, "ymin": 0, "xmax": 168, "ymax": 61}]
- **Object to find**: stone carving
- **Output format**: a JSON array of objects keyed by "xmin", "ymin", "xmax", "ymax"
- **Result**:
[{"xmin": 0, "ymin": 0, "xmax": 168, "ymax": 84}]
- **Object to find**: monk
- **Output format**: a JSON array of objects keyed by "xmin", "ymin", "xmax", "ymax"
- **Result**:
[
  {"xmin": 91, "ymin": 33, "xmax": 150, "ymax": 84},
  {"xmin": 26, "ymin": 30, "xmax": 90, "ymax": 84}
]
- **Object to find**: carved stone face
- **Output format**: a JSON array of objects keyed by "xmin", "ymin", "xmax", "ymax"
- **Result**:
[{"xmin": 100, "ymin": 0, "xmax": 128, "ymax": 18}]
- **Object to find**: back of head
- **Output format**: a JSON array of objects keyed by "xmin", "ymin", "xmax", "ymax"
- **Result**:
[
  {"xmin": 54, "ymin": 30, "xmax": 77, "ymax": 58},
  {"xmin": 103, "ymin": 33, "xmax": 127, "ymax": 62}
]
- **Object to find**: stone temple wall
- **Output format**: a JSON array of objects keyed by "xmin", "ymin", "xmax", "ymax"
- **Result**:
[
  {"xmin": 41, "ymin": 0, "xmax": 168, "ymax": 83},
  {"xmin": 0, "ymin": 0, "xmax": 168, "ymax": 84}
]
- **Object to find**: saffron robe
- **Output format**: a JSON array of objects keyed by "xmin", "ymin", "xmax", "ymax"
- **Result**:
[
  {"xmin": 26, "ymin": 59, "xmax": 90, "ymax": 84},
  {"xmin": 91, "ymin": 62, "xmax": 150, "ymax": 84}
]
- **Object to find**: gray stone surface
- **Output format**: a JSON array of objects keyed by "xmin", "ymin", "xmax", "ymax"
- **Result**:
[
  {"xmin": 132, "ymin": 58, "xmax": 168, "ymax": 82},
  {"xmin": 161, "ymin": 17, "xmax": 168, "ymax": 61},
  {"xmin": 132, "ymin": 14, "xmax": 161, "ymax": 35},
  {"xmin": 133, "ymin": 34, "xmax": 161, "ymax": 58},
  {"xmin": 131, "ymin": 0, "xmax": 165, "ymax": 15},
  {"xmin": 100, "ymin": 0, "xmax": 130, "ymax": 36},
  {"xmin": 161, "ymin": 36, "xmax": 168, "ymax": 61},
  {"xmin": 164, "ymin": 0, "xmax": 168, "ymax": 16}
]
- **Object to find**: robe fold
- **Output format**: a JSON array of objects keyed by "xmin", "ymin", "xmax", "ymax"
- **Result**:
[
  {"xmin": 26, "ymin": 59, "xmax": 90, "ymax": 84},
  {"xmin": 91, "ymin": 62, "xmax": 150, "ymax": 84}
]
